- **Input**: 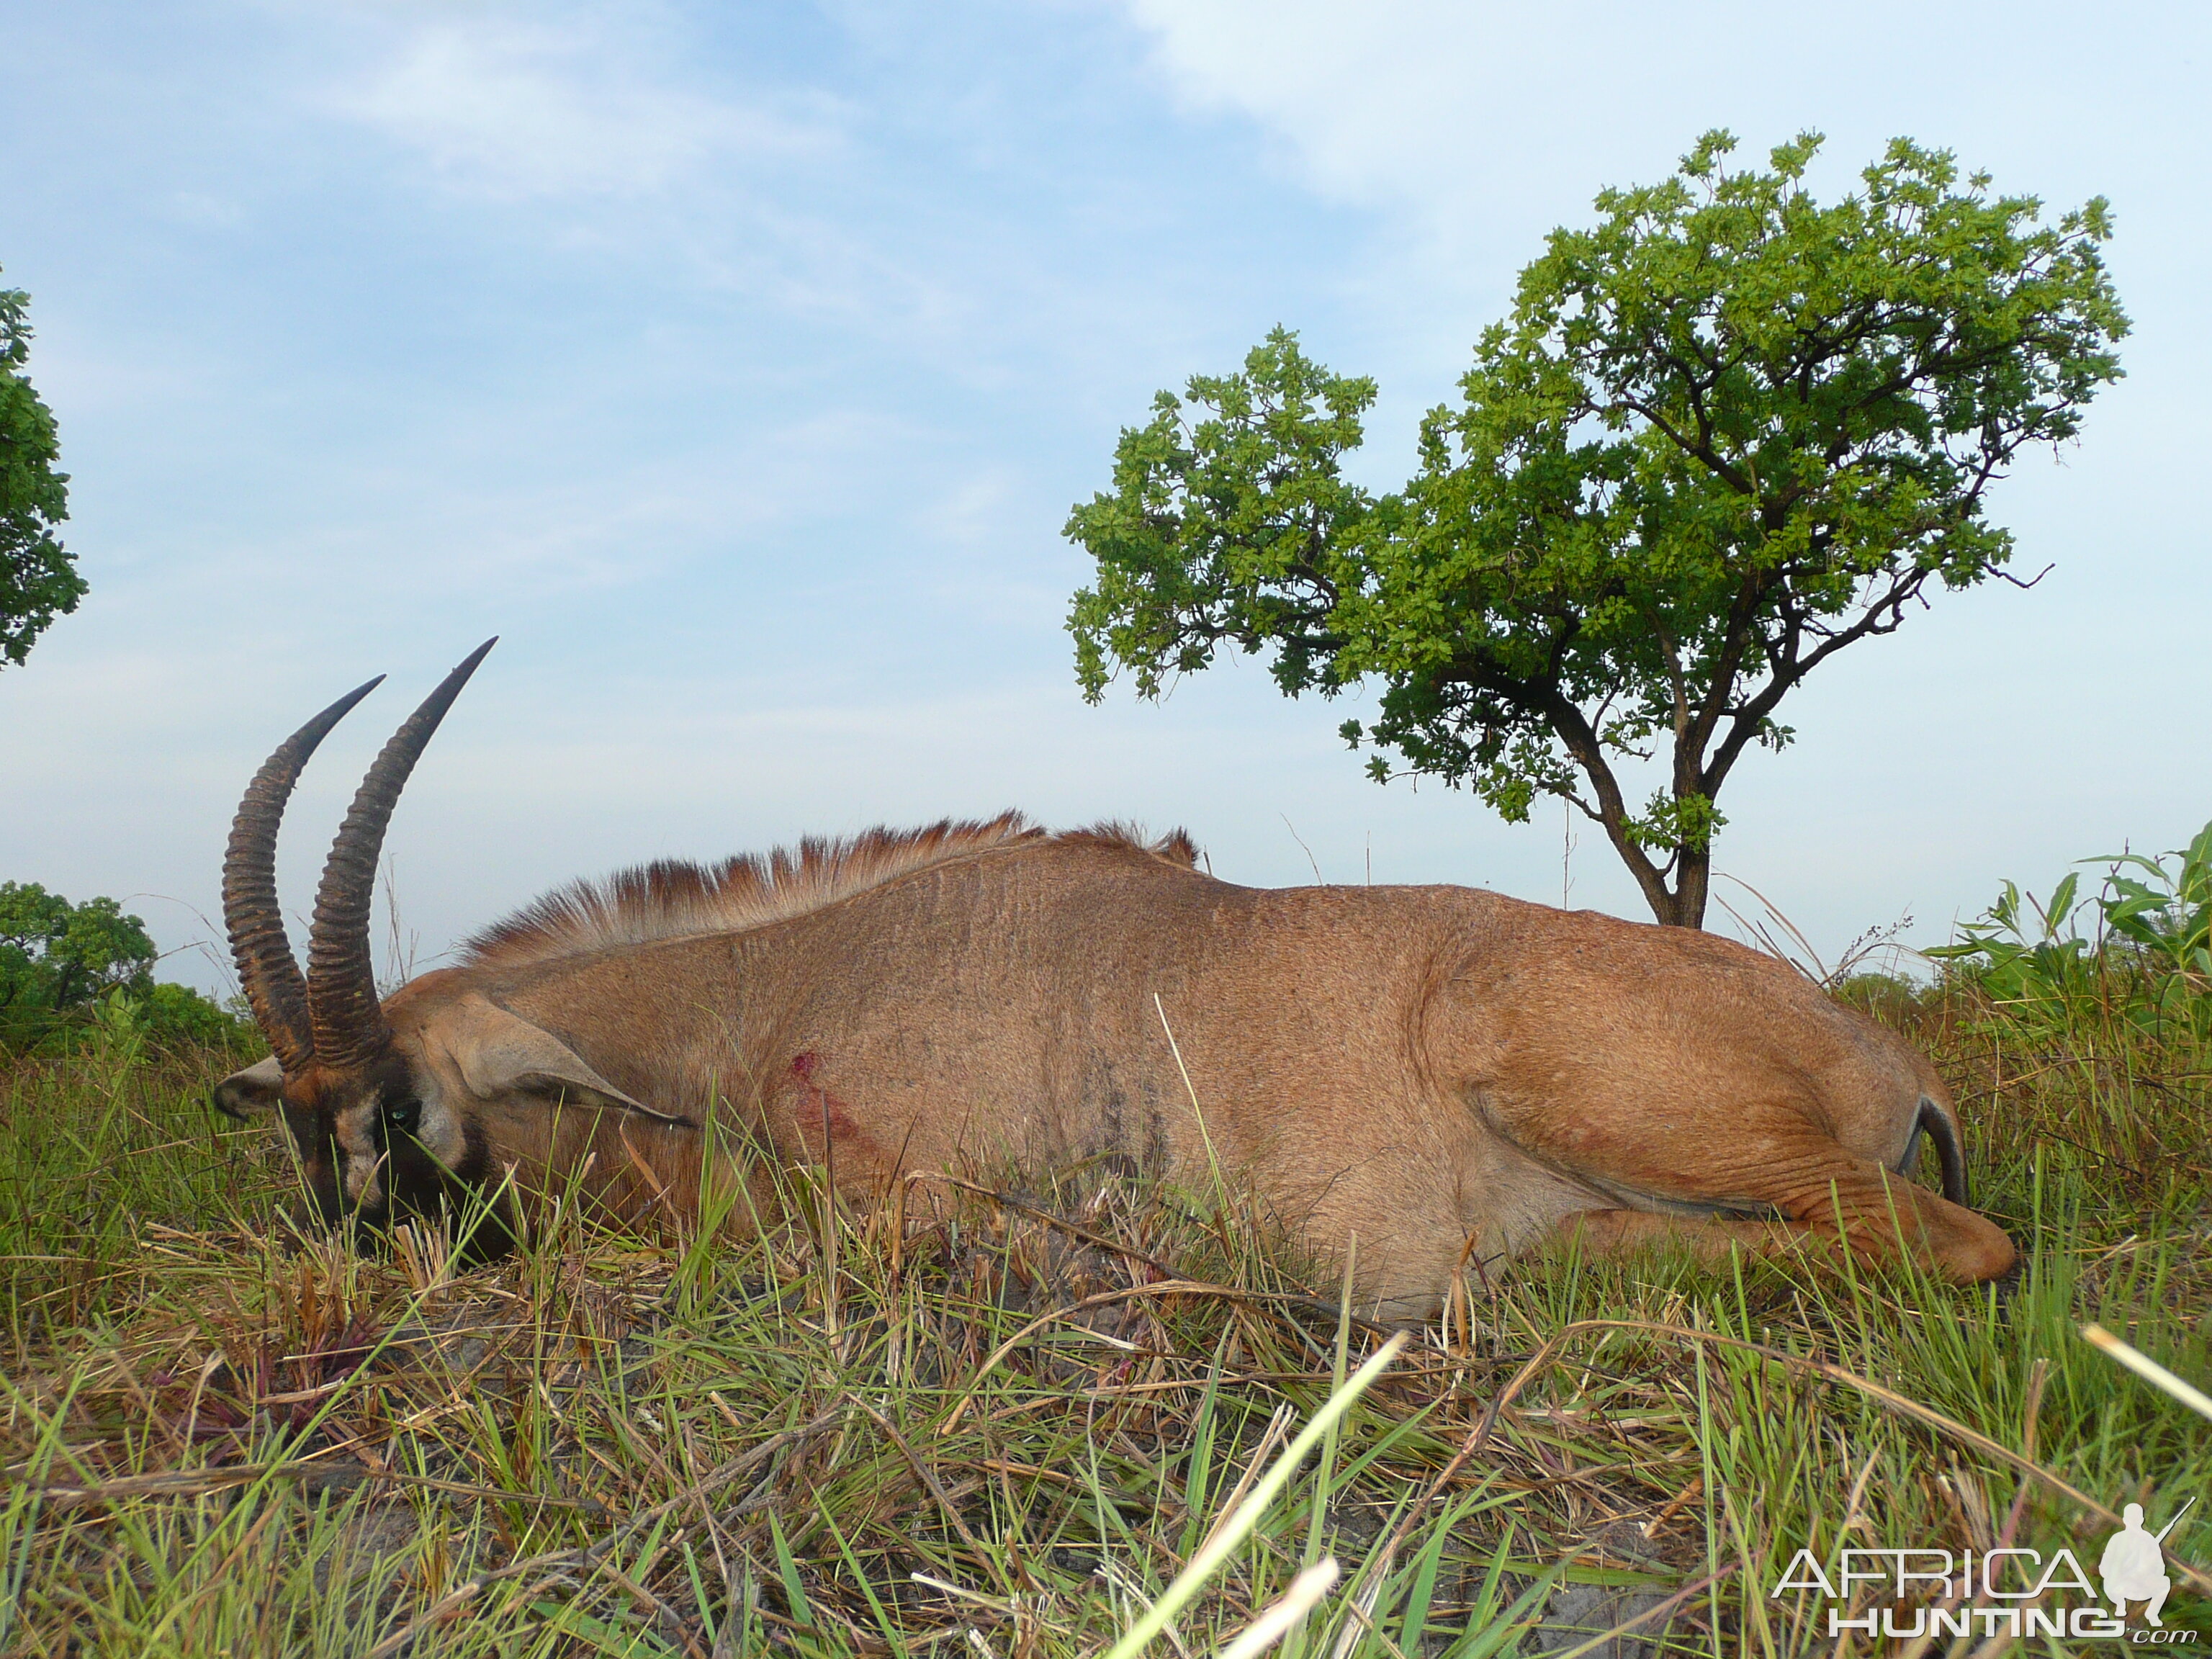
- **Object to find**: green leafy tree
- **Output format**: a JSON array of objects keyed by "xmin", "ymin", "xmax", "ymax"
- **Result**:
[
  {"xmin": 0, "ymin": 883, "xmax": 246, "ymax": 1054},
  {"xmin": 0, "ymin": 882, "xmax": 156, "ymax": 1028},
  {"xmin": 0, "ymin": 269, "xmax": 81, "ymax": 670},
  {"xmin": 1068, "ymin": 134, "xmax": 2126, "ymax": 926}
]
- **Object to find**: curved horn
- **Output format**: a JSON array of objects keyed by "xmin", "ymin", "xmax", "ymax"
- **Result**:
[
  {"xmin": 307, "ymin": 639, "xmax": 498, "ymax": 1070},
  {"xmin": 223, "ymin": 676, "xmax": 386, "ymax": 1072}
]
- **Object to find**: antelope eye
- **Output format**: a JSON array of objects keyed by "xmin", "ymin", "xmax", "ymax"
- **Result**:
[{"xmin": 385, "ymin": 1099, "xmax": 422, "ymax": 1136}]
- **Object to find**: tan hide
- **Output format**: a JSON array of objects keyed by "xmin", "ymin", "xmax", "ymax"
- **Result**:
[{"xmin": 269, "ymin": 827, "xmax": 2020, "ymax": 1313}]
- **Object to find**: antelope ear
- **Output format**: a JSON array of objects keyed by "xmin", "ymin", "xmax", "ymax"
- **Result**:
[
  {"xmin": 213, "ymin": 1055, "xmax": 285, "ymax": 1120},
  {"xmin": 434, "ymin": 995, "xmax": 692, "ymax": 1125}
]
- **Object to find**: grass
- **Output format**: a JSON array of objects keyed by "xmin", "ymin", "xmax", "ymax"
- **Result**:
[{"xmin": 0, "ymin": 974, "xmax": 2206, "ymax": 1657}]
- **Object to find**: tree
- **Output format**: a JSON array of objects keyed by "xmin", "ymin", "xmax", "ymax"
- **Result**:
[
  {"xmin": 0, "ymin": 882, "xmax": 156, "ymax": 1040},
  {"xmin": 1067, "ymin": 134, "xmax": 2126, "ymax": 926},
  {"xmin": 0, "ymin": 269, "xmax": 80, "ymax": 670},
  {"xmin": 0, "ymin": 881, "xmax": 248, "ymax": 1054}
]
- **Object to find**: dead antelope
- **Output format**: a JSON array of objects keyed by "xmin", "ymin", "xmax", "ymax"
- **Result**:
[{"xmin": 215, "ymin": 642, "xmax": 2016, "ymax": 1311}]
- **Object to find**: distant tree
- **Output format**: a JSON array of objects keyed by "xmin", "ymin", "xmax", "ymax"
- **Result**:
[
  {"xmin": 0, "ymin": 882, "xmax": 246, "ymax": 1055},
  {"xmin": 0, "ymin": 882, "xmax": 156, "ymax": 1032},
  {"xmin": 0, "ymin": 270, "xmax": 80, "ymax": 670},
  {"xmin": 1068, "ymin": 134, "xmax": 2126, "ymax": 926}
]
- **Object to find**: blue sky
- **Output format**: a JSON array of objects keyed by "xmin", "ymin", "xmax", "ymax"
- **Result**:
[{"xmin": 2, "ymin": 0, "xmax": 2206, "ymax": 994}]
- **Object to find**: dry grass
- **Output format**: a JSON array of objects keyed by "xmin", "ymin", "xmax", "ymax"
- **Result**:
[{"xmin": 0, "ymin": 981, "xmax": 2206, "ymax": 1657}]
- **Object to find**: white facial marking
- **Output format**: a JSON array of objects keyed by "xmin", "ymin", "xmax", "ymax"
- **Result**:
[
  {"xmin": 418, "ymin": 1090, "xmax": 467, "ymax": 1172},
  {"xmin": 336, "ymin": 1108, "xmax": 385, "ymax": 1205}
]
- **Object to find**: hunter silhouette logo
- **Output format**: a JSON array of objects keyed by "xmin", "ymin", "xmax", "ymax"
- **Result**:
[{"xmin": 2102, "ymin": 1499, "xmax": 2195, "ymax": 1627}]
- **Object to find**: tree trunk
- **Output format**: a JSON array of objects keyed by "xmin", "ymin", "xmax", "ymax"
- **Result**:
[
  {"xmin": 1583, "ymin": 796, "xmax": 1714, "ymax": 929},
  {"xmin": 1663, "ymin": 845, "xmax": 1711, "ymax": 929},
  {"xmin": 1558, "ymin": 721, "xmax": 1714, "ymax": 929}
]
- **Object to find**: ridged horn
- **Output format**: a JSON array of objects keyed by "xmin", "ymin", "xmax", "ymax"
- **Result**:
[
  {"xmin": 223, "ymin": 675, "xmax": 387, "ymax": 1072},
  {"xmin": 307, "ymin": 639, "xmax": 498, "ymax": 1069}
]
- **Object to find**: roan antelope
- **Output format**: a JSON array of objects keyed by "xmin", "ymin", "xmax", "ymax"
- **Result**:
[{"xmin": 214, "ymin": 643, "xmax": 2016, "ymax": 1312}]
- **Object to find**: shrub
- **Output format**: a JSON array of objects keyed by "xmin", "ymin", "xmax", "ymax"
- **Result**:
[
  {"xmin": 0, "ymin": 880, "xmax": 252, "ymax": 1057},
  {"xmin": 1926, "ymin": 819, "xmax": 2212, "ymax": 1040}
]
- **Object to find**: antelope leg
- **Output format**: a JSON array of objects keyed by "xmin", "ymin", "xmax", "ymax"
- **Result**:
[{"xmin": 1548, "ymin": 1153, "xmax": 2014, "ymax": 1283}]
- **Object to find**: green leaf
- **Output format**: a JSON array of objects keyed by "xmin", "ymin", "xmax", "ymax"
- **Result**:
[{"xmin": 0, "ymin": 273, "xmax": 82, "ymax": 670}]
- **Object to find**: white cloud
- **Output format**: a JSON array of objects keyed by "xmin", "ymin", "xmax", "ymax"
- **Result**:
[
  {"xmin": 1115, "ymin": 0, "xmax": 2204, "ymax": 281},
  {"xmin": 1121, "ymin": 0, "xmax": 1493, "ymax": 209},
  {"xmin": 328, "ymin": 10, "xmax": 840, "ymax": 199}
]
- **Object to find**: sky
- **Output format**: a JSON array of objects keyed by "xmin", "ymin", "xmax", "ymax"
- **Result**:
[{"xmin": 1, "ymin": 0, "xmax": 2206, "ymax": 999}]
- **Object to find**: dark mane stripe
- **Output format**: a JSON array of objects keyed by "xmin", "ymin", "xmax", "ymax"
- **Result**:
[{"xmin": 461, "ymin": 814, "xmax": 1197, "ymax": 969}]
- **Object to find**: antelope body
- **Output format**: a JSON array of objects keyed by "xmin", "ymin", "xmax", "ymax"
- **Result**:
[{"xmin": 215, "ymin": 646, "xmax": 2016, "ymax": 1311}]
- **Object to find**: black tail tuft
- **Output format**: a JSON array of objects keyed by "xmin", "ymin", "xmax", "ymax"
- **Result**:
[{"xmin": 1917, "ymin": 1098, "xmax": 1970, "ymax": 1207}]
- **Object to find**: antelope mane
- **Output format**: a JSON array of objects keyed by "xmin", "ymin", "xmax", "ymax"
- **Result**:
[{"xmin": 460, "ymin": 813, "xmax": 1197, "ymax": 969}]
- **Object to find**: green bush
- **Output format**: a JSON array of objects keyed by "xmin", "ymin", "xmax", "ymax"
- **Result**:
[
  {"xmin": 1926, "ymin": 818, "xmax": 2212, "ymax": 1040},
  {"xmin": 0, "ymin": 880, "xmax": 253, "ymax": 1057},
  {"xmin": 1828, "ymin": 969, "xmax": 1923, "ymax": 1020}
]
